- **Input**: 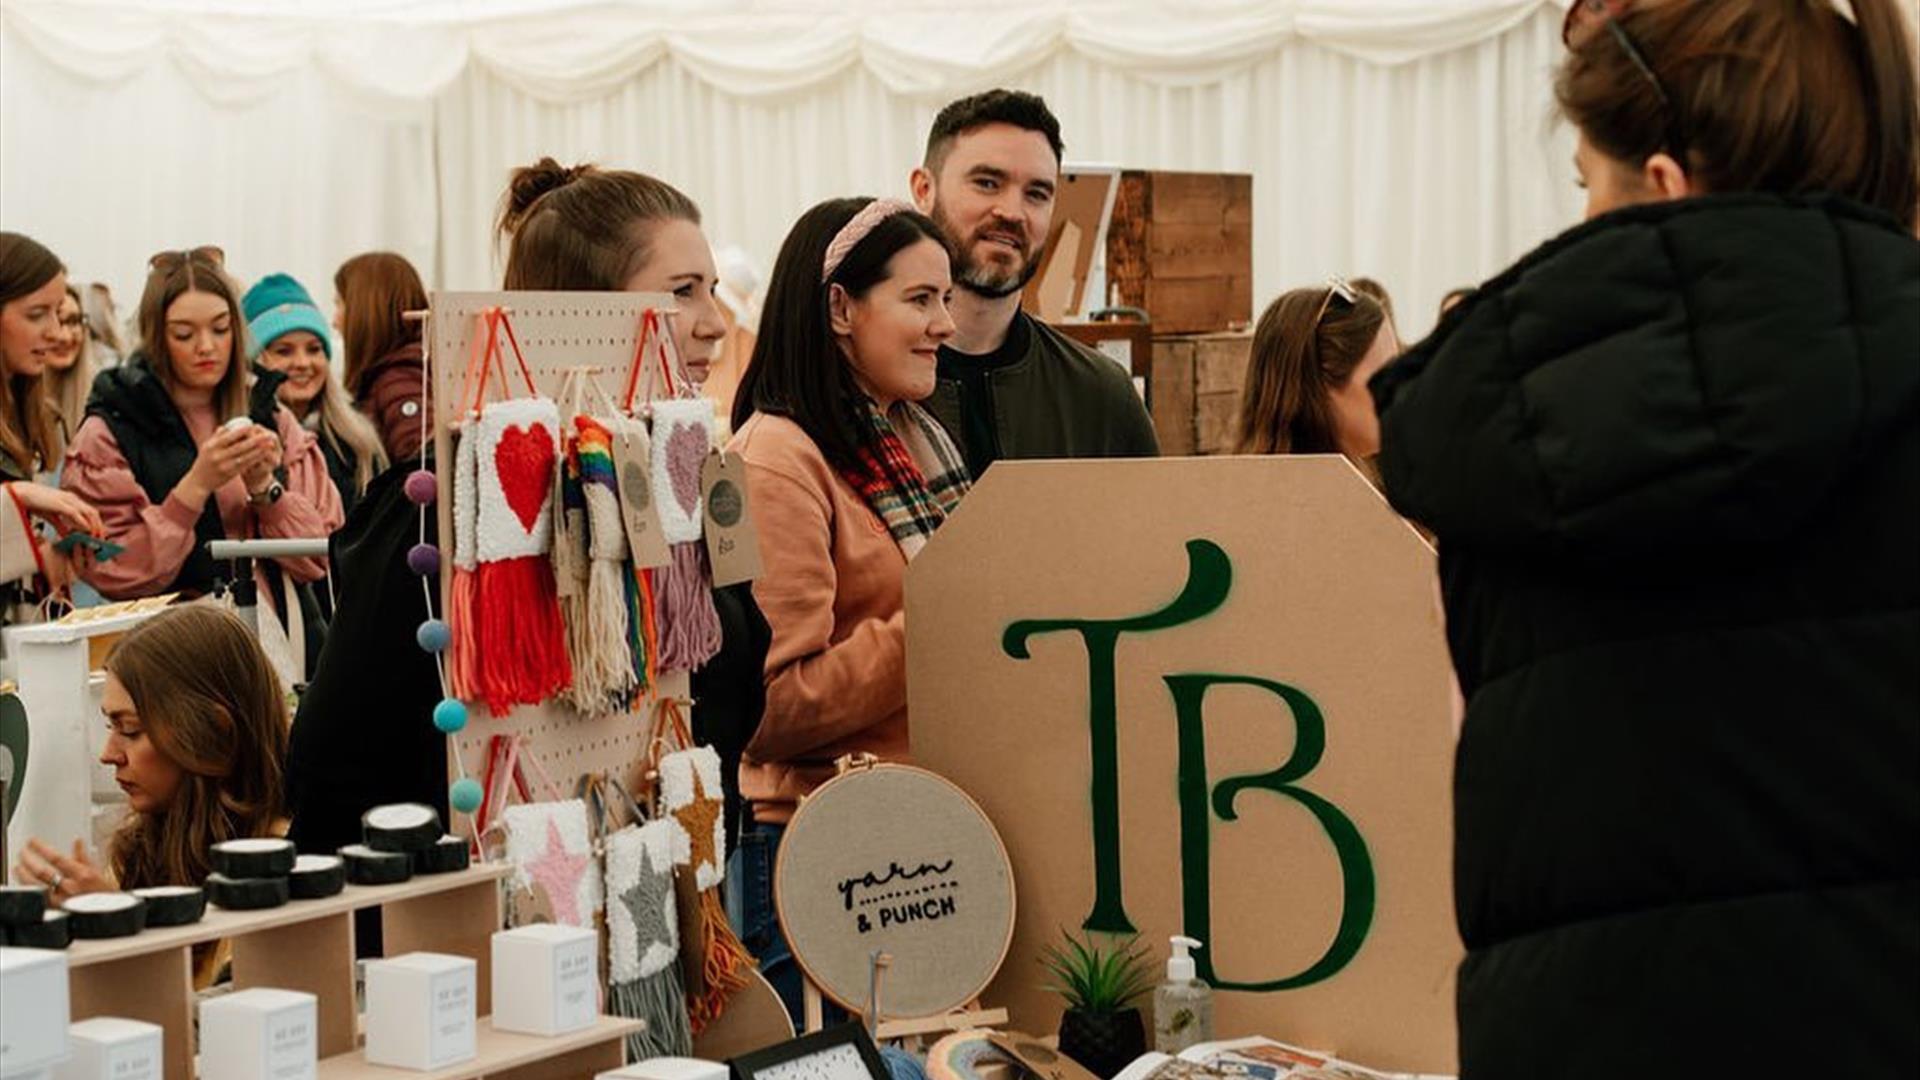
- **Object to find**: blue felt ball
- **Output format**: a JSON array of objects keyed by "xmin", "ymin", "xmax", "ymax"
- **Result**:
[
  {"xmin": 432, "ymin": 697, "xmax": 468, "ymax": 734},
  {"xmin": 403, "ymin": 469, "xmax": 438, "ymax": 505},
  {"xmin": 449, "ymin": 777, "xmax": 483, "ymax": 815},
  {"xmin": 417, "ymin": 618, "xmax": 452, "ymax": 654},
  {"xmin": 406, "ymin": 543, "xmax": 441, "ymax": 577}
]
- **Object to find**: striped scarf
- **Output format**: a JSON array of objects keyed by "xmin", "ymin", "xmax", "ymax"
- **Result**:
[{"xmin": 840, "ymin": 399, "xmax": 971, "ymax": 559}]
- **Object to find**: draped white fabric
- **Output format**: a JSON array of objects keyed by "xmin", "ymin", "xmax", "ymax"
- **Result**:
[{"xmin": 1, "ymin": 0, "xmax": 1582, "ymax": 341}]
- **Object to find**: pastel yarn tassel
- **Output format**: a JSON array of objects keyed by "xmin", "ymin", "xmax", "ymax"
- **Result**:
[
  {"xmin": 648, "ymin": 398, "xmax": 724, "ymax": 673},
  {"xmin": 653, "ymin": 543, "xmax": 722, "ymax": 672},
  {"xmin": 570, "ymin": 417, "xmax": 639, "ymax": 714}
]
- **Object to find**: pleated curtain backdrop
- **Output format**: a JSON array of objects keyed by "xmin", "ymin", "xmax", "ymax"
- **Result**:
[{"xmin": 1, "ymin": 0, "xmax": 1582, "ymax": 343}]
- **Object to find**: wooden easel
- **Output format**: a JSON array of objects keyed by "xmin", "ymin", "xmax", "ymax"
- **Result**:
[{"xmin": 801, "ymin": 953, "xmax": 1010, "ymax": 1043}]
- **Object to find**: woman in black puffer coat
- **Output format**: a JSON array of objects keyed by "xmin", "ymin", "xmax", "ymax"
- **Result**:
[{"xmin": 1373, "ymin": 2, "xmax": 1919, "ymax": 1076}]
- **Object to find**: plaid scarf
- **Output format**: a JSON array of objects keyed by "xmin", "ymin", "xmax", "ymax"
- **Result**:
[{"xmin": 840, "ymin": 399, "xmax": 972, "ymax": 559}]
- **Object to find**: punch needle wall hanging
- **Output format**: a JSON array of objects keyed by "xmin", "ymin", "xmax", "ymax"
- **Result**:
[
  {"xmin": 459, "ymin": 308, "xmax": 572, "ymax": 713},
  {"xmin": 606, "ymin": 808, "xmax": 694, "ymax": 1059},
  {"xmin": 626, "ymin": 309, "xmax": 722, "ymax": 673}
]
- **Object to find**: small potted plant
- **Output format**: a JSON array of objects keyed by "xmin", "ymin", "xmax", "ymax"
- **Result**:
[{"xmin": 1040, "ymin": 930, "xmax": 1155, "ymax": 1079}]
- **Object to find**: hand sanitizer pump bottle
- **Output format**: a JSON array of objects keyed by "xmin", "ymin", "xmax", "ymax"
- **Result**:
[{"xmin": 1152, "ymin": 935, "xmax": 1214, "ymax": 1053}]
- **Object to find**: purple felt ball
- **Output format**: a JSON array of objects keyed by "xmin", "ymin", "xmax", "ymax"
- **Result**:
[
  {"xmin": 406, "ymin": 543, "xmax": 441, "ymax": 577},
  {"xmin": 403, "ymin": 469, "xmax": 438, "ymax": 505}
]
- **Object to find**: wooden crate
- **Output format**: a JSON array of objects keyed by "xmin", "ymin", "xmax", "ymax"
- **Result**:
[
  {"xmin": 1107, "ymin": 172, "xmax": 1253, "ymax": 334},
  {"xmin": 1051, "ymin": 320, "xmax": 1153, "ymax": 384},
  {"xmin": 1148, "ymin": 331, "xmax": 1254, "ymax": 456},
  {"xmin": 59, "ymin": 863, "xmax": 641, "ymax": 1080}
]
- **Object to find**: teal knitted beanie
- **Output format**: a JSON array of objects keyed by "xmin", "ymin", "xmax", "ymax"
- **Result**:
[{"xmin": 242, "ymin": 273, "xmax": 332, "ymax": 360}]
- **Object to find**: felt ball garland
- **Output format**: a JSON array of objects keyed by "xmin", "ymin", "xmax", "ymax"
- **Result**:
[{"xmin": 401, "ymin": 319, "xmax": 484, "ymax": 831}]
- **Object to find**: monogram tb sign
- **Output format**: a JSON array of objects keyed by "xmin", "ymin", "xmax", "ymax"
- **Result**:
[{"xmin": 908, "ymin": 457, "xmax": 1458, "ymax": 1072}]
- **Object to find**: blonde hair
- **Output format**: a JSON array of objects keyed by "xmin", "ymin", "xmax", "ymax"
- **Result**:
[
  {"xmin": 305, "ymin": 372, "xmax": 388, "ymax": 496},
  {"xmin": 105, "ymin": 604, "xmax": 288, "ymax": 889},
  {"xmin": 45, "ymin": 284, "xmax": 96, "ymax": 457}
]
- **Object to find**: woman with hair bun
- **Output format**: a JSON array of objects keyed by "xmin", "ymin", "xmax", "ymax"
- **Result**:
[
  {"xmin": 496, "ymin": 157, "xmax": 728, "ymax": 382},
  {"xmin": 1373, "ymin": 0, "xmax": 1920, "ymax": 1069}
]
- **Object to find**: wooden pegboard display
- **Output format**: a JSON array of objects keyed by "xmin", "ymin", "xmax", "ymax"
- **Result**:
[{"xmin": 426, "ymin": 291, "xmax": 692, "ymax": 816}]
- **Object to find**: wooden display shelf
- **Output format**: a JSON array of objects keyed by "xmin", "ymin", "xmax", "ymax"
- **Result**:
[
  {"xmin": 66, "ymin": 864, "xmax": 511, "ymax": 967},
  {"xmin": 316, "ymin": 1016, "xmax": 642, "ymax": 1080},
  {"xmin": 59, "ymin": 861, "xmax": 630, "ymax": 1080}
]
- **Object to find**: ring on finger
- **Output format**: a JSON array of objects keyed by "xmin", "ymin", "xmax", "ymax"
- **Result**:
[{"xmin": 47, "ymin": 870, "xmax": 64, "ymax": 894}]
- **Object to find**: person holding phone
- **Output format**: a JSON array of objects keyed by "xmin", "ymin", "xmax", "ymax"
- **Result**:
[{"xmin": 61, "ymin": 247, "xmax": 343, "ymax": 604}]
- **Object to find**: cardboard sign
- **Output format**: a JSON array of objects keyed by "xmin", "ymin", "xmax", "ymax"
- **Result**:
[
  {"xmin": 702, "ymin": 450, "xmax": 762, "ymax": 587},
  {"xmin": 775, "ymin": 764, "xmax": 1015, "ymax": 1019},
  {"xmin": 907, "ymin": 457, "xmax": 1458, "ymax": 1073},
  {"xmin": 611, "ymin": 418, "xmax": 673, "ymax": 569}
]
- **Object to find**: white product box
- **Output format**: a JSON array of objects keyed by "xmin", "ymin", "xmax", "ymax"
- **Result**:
[
  {"xmin": 489, "ymin": 925, "xmax": 597, "ymax": 1036},
  {"xmin": 364, "ymin": 952, "xmax": 477, "ymax": 1071},
  {"xmin": 198, "ymin": 989, "xmax": 317, "ymax": 1080},
  {"xmin": 597, "ymin": 1058, "xmax": 729, "ymax": 1080},
  {"xmin": 0, "ymin": 948, "xmax": 70, "ymax": 1076},
  {"xmin": 53, "ymin": 1018, "xmax": 162, "ymax": 1080}
]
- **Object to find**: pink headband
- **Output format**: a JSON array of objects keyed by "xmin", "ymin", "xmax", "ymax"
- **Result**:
[{"xmin": 822, "ymin": 198, "xmax": 913, "ymax": 280}]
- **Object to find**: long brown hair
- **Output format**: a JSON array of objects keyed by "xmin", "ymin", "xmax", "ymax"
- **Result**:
[
  {"xmin": 1558, "ymin": 0, "xmax": 1919, "ymax": 229},
  {"xmin": 105, "ymin": 604, "xmax": 287, "ymax": 888},
  {"xmin": 496, "ymin": 157, "xmax": 701, "ymax": 290},
  {"xmin": 137, "ymin": 249, "xmax": 251, "ymax": 422},
  {"xmin": 45, "ymin": 283, "xmax": 96, "ymax": 455},
  {"xmin": 1234, "ymin": 285, "xmax": 1386, "ymax": 455},
  {"xmin": 0, "ymin": 231, "xmax": 64, "ymax": 476},
  {"xmin": 334, "ymin": 251, "xmax": 427, "ymax": 396}
]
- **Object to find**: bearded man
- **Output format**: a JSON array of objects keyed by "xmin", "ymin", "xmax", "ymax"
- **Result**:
[{"xmin": 909, "ymin": 90, "xmax": 1159, "ymax": 474}]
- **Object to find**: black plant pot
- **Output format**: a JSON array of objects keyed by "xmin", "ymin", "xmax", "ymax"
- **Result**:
[{"xmin": 1058, "ymin": 1006, "xmax": 1147, "ymax": 1080}]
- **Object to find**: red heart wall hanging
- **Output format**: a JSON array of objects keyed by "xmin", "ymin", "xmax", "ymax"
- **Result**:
[{"xmin": 495, "ymin": 422, "xmax": 556, "ymax": 533}]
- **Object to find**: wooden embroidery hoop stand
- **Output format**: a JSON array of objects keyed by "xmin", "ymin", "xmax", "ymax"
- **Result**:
[{"xmin": 782, "ymin": 755, "xmax": 1014, "ymax": 1044}]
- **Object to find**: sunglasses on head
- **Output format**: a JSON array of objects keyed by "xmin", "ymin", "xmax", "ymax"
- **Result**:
[
  {"xmin": 147, "ymin": 246, "xmax": 226, "ymax": 275},
  {"xmin": 1562, "ymin": 0, "xmax": 1688, "ymax": 159},
  {"xmin": 1313, "ymin": 275, "xmax": 1359, "ymax": 326}
]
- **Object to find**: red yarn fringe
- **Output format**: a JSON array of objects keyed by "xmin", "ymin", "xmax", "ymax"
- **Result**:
[
  {"xmin": 474, "ymin": 555, "xmax": 572, "ymax": 714},
  {"xmin": 448, "ymin": 566, "xmax": 480, "ymax": 700}
]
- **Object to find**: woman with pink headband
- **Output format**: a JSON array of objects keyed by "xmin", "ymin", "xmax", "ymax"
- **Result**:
[{"xmin": 724, "ymin": 196, "xmax": 968, "ymax": 1019}]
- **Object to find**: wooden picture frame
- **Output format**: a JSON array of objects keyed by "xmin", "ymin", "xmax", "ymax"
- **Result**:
[{"xmin": 728, "ymin": 1022, "xmax": 890, "ymax": 1080}]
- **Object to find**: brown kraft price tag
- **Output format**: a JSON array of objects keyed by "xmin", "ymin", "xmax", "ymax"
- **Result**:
[
  {"xmin": 702, "ymin": 449, "xmax": 761, "ymax": 587},
  {"xmin": 611, "ymin": 418, "xmax": 672, "ymax": 569}
]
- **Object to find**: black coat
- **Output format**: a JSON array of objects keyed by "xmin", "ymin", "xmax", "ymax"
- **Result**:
[
  {"xmin": 86, "ymin": 357, "xmax": 286, "ymax": 597},
  {"xmin": 1373, "ymin": 194, "xmax": 1919, "ymax": 1076},
  {"xmin": 286, "ymin": 462, "xmax": 446, "ymax": 856}
]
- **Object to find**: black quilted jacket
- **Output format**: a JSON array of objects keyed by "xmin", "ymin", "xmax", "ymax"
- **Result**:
[{"xmin": 1373, "ymin": 194, "xmax": 1920, "ymax": 1077}]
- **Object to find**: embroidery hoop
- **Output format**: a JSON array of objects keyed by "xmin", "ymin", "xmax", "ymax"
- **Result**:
[{"xmin": 774, "ymin": 759, "xmax": 1016, "ymax": 1022}]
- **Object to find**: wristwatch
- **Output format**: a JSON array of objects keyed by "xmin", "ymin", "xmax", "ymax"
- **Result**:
[{"xmin": 248, "ymin": 480, "xmax": 285, "ymax": 507}]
